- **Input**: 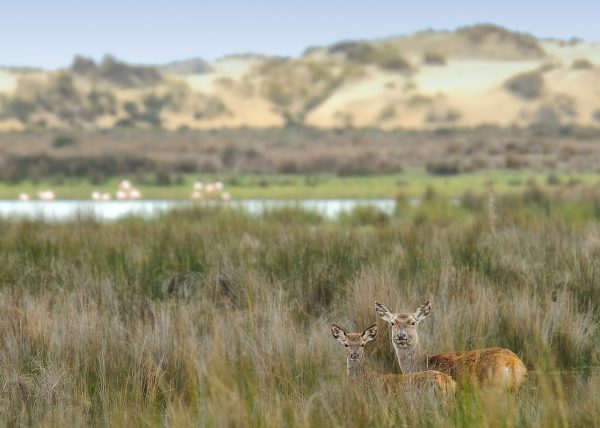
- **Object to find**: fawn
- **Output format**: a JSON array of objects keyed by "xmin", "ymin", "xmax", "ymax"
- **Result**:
[
  {"xmin": 375, "ymin": 300, "xmax": 527, "ymax": 389},
  {"xmin": 330, "ymin": 322, "xmax": 456, "ymax": 395}
]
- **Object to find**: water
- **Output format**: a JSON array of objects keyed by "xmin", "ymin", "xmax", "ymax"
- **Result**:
[{"xmin": 0, "ymin": 199, "xmax": 399, "ymax": 221}]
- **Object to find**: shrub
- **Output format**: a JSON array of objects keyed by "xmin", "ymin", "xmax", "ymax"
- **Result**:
[
  {"xmin": 378, "ymin": 104, "xmax": 397, "ymax": 122},
  {"xmin": 87, "ymin": 170, "xmax": 107, "ymax": 185},
  {"xmin": 457, "ymin": 24, "xmax": 545, "ymax": 57},
  {"xmin": 70, "ymin": 55, "xmax": 96, "ymax": 75},
  {"xmin": 467, "ymin": 155, "xmax": 489, "ymax": 171},
  {"xmin": 154, "ymin": 169, "xmax": 173, "ymax": 186},
  {"xmin": 572, "ymin": 58, "xmax": 594, "ymax": 70},
  {"xmin": 328, "ymin": 41, "xmax": 411, "ymax": 73},
  {"xmin": 546, "ymin": 173, "xmax": 562, "ymax": 186},
  {"xmin": 534, "ymin": 104, "xmax": 562, "ymax": 127},
  {"xmin": 123, "ymin": 101, "xmax": 139, "ymax": 118},
  {"xmin": 460, "ymin": 190, "xmax": 485, "ymax": 211},
  {"xmin": 336, "ymin": 155, "xmax": 402, "ymax": 176},
  {"xmin": 376, "ymin": 47, "xmax": 412, "ymax": 72},
  {"xmin": 423, "ymin": 51, "xmax": 446, "ymax": 65},
  {"xmin": 95, "ymin": 55, "xmax": 163, "ymax": 88},
  {"xmin": 52, "ymin": 134, "xmax": 77, "ymax": 148},
  {"xmin": 426, "ymin": 107, "xmax": 462, "ymax": 124},
  {"xmin": 220, "ymin": 145, "xmax": 237, "ymax": 168},
  {"xmin": 504, "ymin": 71, "xmax": 544, "ymax": 99},
  {"xmin": 522, "ymin": 182, "xmax": 548, "ymax": 205},
  {"xmin": 505, "ymin": 153, "xmax": 529, "ymax": 169},
  {"xmin": 87, "ymin": 90, "xmax": 117, "ymax": 116},
  {"xmin": 328, "ymin": 41, "xmax": 376, "ymax": 62},
  {"xmin": 3, "ymin": 98, "xmax": 35, "ymax": 121},
  {"xmin": 261, "ymin": 206, "xmax": 323, "ymax": 225},
  {"xmin": 426, "ymin": 160, "xmax": 460, "ymax": 175},
  {"xmin": 339, "ymin": 205, "xmax": 389, "ymax": 226}
]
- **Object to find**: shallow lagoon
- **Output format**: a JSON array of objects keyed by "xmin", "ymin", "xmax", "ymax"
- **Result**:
[{"xmin": 0, "ymin": 199, "xmax": 400, "ymax": 221}]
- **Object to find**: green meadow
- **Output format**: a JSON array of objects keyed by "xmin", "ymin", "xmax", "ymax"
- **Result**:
[{"xmin": 1, "ymin": 169, "xmax": 598, "ymax": 199}]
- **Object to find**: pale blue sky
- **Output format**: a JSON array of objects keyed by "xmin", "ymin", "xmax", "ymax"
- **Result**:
[{"xmin": 1, "ymin": 0, "xmax": 598, "ymax": 68}]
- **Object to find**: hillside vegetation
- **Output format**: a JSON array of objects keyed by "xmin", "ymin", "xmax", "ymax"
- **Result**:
[
  {"xmin": 2, "ymin": 24, "xmax": 600, "ymax": 131},
  {"xmin": 2, "ymin": 127, "xmax": 600, "ymax": 186}
]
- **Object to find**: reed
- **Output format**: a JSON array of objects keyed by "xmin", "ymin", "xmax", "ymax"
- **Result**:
[{"xmin": 0, "ymin": 188, "xmax": 598, "ymax": 426}]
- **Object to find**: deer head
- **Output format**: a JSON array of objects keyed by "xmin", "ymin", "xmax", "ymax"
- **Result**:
[
  {"xmin": 374, "ymin": 300, "xmax": 431, "ymax": 350},
  {"xmin": 330, "ymin": 323, "xmax": 378, "ymax": 377}
]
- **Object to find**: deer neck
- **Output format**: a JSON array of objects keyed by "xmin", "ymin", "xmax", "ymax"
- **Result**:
[
  {"xmin": 393, "ymin": 342, "xmax": 428, "ymax": 373},
  {"xmin": 347, "ymin": 359, "xmax": 368, "ymax": 380}
]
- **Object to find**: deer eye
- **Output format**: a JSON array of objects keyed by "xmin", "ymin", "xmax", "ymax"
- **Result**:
[
  {"xmin": 390, "ymin": 322, "xmax": 395, "ymax": 326},
  {"xmin": 344, "ymin": 344, "xmax": 348, "ymax": 347},
  {"xmin": 360, "ymin": 344, "xmax": 365, "ymax": 347}
]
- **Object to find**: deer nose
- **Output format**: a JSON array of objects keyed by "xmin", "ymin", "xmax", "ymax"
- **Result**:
[
  {"xmin": 349, "ymin": 352, "xmax": 360, "ymax": 360},
  {"xmin": 396, "ymin": 331, "xmax": 408, "ymax": 341}
]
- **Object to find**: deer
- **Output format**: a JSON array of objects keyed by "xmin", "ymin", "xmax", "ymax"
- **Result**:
[
  {"xmin": 330, "ymin": 323, "xmax": 456, "ymax": 396},
  {"xmin": 374, "ymin": 300, "xmax": 527, "ymax": 389}
]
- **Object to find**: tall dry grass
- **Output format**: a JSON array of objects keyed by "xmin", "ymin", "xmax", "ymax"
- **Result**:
[{"xmin": 0, "ymin": 189, "xmax": 599, "ymax": 426}]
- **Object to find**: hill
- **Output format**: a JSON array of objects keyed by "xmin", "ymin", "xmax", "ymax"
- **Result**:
[{"xmin": 1, "ymin": 24, "xmax": 600, "ymax": 131}]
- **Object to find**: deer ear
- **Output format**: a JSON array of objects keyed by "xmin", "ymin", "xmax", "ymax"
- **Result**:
[
  {"xmin": 414, "ymin": 300, "xmax": 431, "ymax": 323},
  {"xmin": 331, "ymin": 323, "xmax": 347, "ymax": 344},
  {"xmin": 375, "ymin": 301, "xmax": 394, "ymax": 323},
  {"xmin": 361, "ymin": 323, "xmax": 378, "ymax": 343}
]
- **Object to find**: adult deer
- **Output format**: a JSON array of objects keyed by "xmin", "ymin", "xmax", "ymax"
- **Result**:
[
  {"xmin": 330, "ymin": 323, "xmax": 456, "ymax": 396},
  {"xmin": 374, "ymin": 300, "xmax": 527, "ymax": 389}
]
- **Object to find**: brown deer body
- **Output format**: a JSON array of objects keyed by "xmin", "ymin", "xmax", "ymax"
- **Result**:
[
  {"xmin": 330, "ymin": 323, "xmax": 456, "ymax": 396},
  {"xmin": 375, "ymin": 300, "xmax": 527, "ymax": 389}
]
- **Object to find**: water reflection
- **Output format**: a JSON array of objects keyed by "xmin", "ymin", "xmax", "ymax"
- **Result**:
[{"xmin": 0, "ymin": 199, "xmax": 397, "ymax": 221}]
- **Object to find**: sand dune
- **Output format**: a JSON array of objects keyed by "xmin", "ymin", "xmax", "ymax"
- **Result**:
[
  {"xmin": 0, "ymin": 71, "xmax": 17, "ymax": 95},
  {"xmin": 2, "ymin": 26, "xmax": 600, "ymax": 130}
]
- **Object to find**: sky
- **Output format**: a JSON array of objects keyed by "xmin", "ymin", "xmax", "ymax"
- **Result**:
[{"xmin": 1, "ymin": 0, "xmax": 598, "ymax": 68}]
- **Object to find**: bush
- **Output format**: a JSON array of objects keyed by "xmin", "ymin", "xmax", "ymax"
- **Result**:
[
  {"xmin": 546, "ymin": 173, "xmax": 562, "ymax": 186},
  {"xmin": 336, "ymin": 155, "xmax": 402, "ymax": 176},
  {"xmin": 328, "ymin": 41, "xmax": 411, "ymax": 73},
  {"xmin": 522, "ymin": 182, "xmax": 548, "ymax": 205},
  {"xmin": 328, "ymin": 41, "xmax": 376, "ymax": 62},
  {"xmin": 422, "ymin": 52, "xmax": 446, "ymax": 65},
  {"xmin": 3, "ymin": 98, "xmax": 35, "ymax": 121},
  {"xmin": 426, "ymin": 160, "xmax": 460, "ymax": 175},
  {"xmin": 261, "ymin": 206, "xmax": 323, "ymax": 225},
  {"xmin": 426, "ymin": 107, "xmax": 462, "ymax": 124},
  {"xmin": 276, "ymin": 158, "xmax": 300, "ymax": 174},
  {"xmin": 154, "ymin": 169, "xmax": 173, "ymax": 186},
  {"xmin": 339, "ymin": 205, "xmax": 389, "ymax": 226},
  {"xmin": 457, "ymin": 24, "xmax": 545, "ymax": 57},
  {"xmin": 378, "ymin": 104, "xmax": 397, "ymax": 122},
  {"xmin": 572, "ymin": 58, "xmax": 594, "ymax": 70},
  {"xmin": 87, "ymin": 170, "xmax": 107, "ymax": 185},
  {"xmin": 460, "ymin": 190, "xmax": 485, "ymax": 211},
  {"xmin": 376, "ymin": 47, "xmax": 412, "ymax": 72},
  {"xmin": 534, "ymin": 104, "xmax": 562, "ymax": 127},
  {"xmin": 505, "ymin": 153, "xmax": 529, "ymax": 169},
  {"xmin": 52, "ymin": 134, "xmax": 77, "ymax": 148},
  {"xmin": 504, "ymin": 71, "xmax": 544, "ymax": 99}
]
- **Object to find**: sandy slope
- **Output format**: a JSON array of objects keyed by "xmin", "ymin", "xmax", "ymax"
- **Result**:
[
  {"xmin": 0, "ymin": 71, "xmax": 17, "ymax": 95},
  {"xmin": 306, "ymin": 41, "xmax": 600, "ymax": 128},
  {"xmin": 542, "ymin": 41, "xmax": 600, "ymax": 64},
  {"xmin": 415, "ymin": 60, "xmax": 540, "ymax": 93},
  {"xmin": 3, "ymin": 28, "xmax": 600, "ymax": 130}
]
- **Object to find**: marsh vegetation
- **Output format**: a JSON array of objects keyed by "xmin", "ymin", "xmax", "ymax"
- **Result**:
[{"xmin": 0, "ymin": 186, "xmax": 599, "ymax": 426}]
